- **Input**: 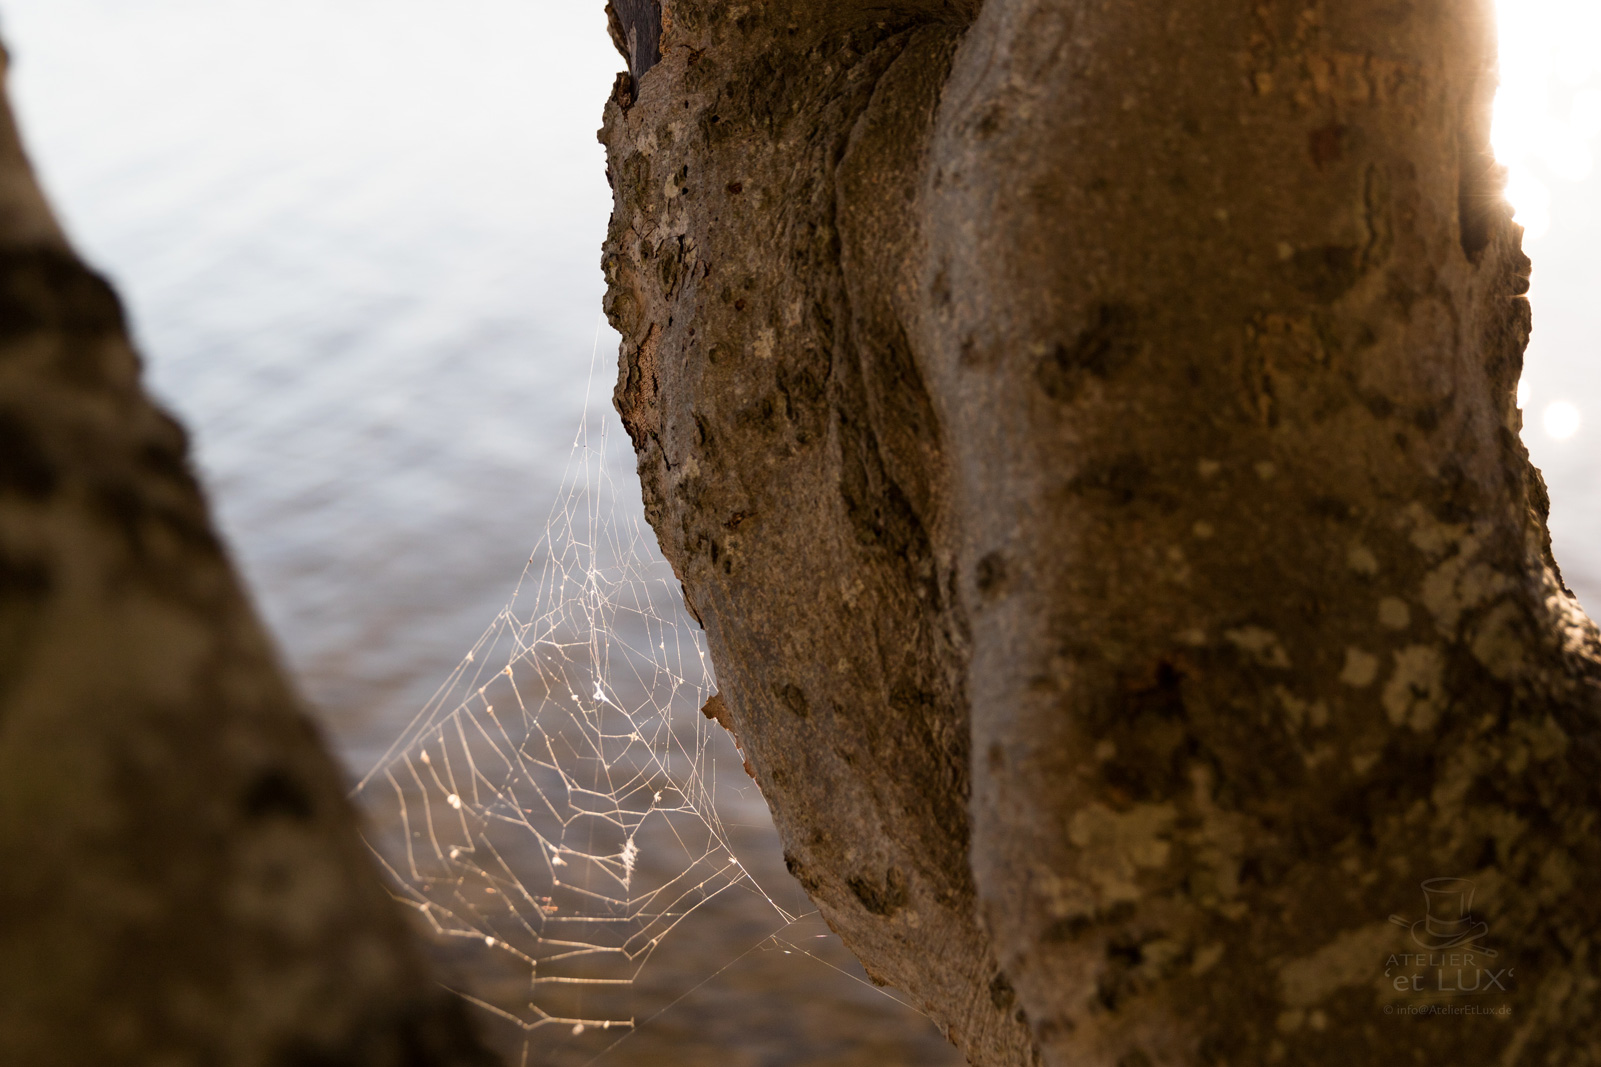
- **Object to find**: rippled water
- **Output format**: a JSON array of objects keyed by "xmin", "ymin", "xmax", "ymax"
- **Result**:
[
  {"xmin": 3, "ymin": 0, "xmax": 611, "ymax": 757},
  {"xmin": 4, "ymin": 1, "xmax": 1597, "ymax": 1062},
  {"xmin": 0, "ymin": 2, "xmax": 960, "ymax": 1062}
]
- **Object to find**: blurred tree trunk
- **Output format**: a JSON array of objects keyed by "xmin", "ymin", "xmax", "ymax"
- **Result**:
[
  {"xmin": 601, "ymin": 1, "xmax": 1601, "ymax": 1064},
  {"xmin": 0, "ymin": 49, "xmax": 493, "ymax": 1067}
]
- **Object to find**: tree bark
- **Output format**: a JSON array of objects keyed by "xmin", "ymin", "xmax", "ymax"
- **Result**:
[
  {"xmin": 601, "ymin": 2, "xmax": 1601, "ymax": 1064},
  {"xmin": 0, "ymin": 48, "xmax": 494, "ymax": 1067}
]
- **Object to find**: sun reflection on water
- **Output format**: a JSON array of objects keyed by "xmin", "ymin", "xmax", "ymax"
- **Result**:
[{"xmin": 1493, "ymin": 0, "xmax": 1601, "ymax": 238}]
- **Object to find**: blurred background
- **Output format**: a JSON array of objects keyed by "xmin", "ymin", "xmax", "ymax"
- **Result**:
[
  {"xmin": 0, "ymin": 0, "xmax": 1594, "ymax": 1063},
  {"xmin": 1496, "ymin": 0, "xmax": 1601, "ymax": 611},
  {"xmin": 0, "ymin": 2, "xmax": 963, "ymax": 1064}
]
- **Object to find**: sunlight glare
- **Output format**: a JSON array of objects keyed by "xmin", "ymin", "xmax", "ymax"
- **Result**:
[
  {"xmin": 1544, "ymin": 401, "xmax": 1581, "ymax": 439},
  {"xmin": 1493, "ymin": 0, "xmax": 1601, "ymax": 238}
]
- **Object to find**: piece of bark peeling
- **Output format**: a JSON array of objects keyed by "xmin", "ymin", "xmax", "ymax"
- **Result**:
[
  {"xmin": 701, "ymin": 694, "xmax": 755, "ymax": 779},
  {"xmin": 701, "ymin": 692, "xmax": 734, "ymax": 733}
]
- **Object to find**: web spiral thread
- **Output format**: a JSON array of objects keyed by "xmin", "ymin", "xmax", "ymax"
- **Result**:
[{"xmin": 351, "ymin": 390, "xmax": 773, "ymax": 1042}]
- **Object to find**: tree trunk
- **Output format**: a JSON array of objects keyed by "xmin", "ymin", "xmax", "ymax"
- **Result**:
[
  {"xmin": 600, "ymin": 1, "xmax": 1601, "ymax": 1064},
  {"xmin": 0, "ymin": 49, "xmax": 493, "ymax": 1067}
]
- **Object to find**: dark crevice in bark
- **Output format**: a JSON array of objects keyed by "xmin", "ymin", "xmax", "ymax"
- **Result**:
[{"xmin": 607, "ymin": 0, "xmax": 663, "ymax": 87}]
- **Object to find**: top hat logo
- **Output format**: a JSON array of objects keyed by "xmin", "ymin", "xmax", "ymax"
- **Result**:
[{"xmin": 1388, "ymin": 877, "xmax": 1493, "ymax": 954}]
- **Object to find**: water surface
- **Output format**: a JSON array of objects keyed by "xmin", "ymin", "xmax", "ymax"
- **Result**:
[
  {"xmin": 0, "ymin": 2, "xmax": 961, "ymax": 1062},
  {"xmin": 4, "ymin": 1, "xmax": 1597, "ymax": 1061}
]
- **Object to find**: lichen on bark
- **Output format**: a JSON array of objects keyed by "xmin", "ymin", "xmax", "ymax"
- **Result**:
[{"xmin": 602, "ymin": 1, "xmax": 1601, "ymax": 1064}]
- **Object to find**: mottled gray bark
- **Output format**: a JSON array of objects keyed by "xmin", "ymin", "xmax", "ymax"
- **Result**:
[
  {"xmin": 0, "ymin": 50, "xmax": 494, "ymax": 1067},
  {"xmin": 602, "ymin": 1, "xmax": 1601, "ymax": 1064}
]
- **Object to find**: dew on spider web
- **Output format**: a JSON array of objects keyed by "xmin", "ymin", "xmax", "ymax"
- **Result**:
[
  {"xmin": 350, "ymin": 382, "xmax": 790, "ymax": 1056},
  {"xmin": 350, "ymin": 339, "xmax": 955, "ymax": 1066}
]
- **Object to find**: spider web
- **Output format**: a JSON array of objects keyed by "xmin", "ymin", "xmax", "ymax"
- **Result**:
[{"xmin": 350, "ymin": 349, "xmax": 797, "ymax": 1054}]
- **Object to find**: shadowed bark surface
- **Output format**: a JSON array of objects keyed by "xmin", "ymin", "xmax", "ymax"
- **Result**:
[
  {"xmin": 601, "ymin": 1, "xmax": 1601, "ymax": 1064},
  {"xmin": 0, "ymin": 47, "xmax": 495, "ymax": 1067},
  {"xmin": 603, "ymin": 3, "xmax": 1033, "ymax": 1062},
  {"xmin": 607, "ymin": 0, "xmax": 664, "ymax": 85}
]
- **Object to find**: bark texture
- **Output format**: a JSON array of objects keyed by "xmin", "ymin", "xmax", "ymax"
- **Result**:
[
  {"xmin": 0, "ymin": 50, "xmax": 493, "ymax": 1067},
  {"xmin": 603, "ymin": 2, "xmax": 1033, "ymax": 1062},
  {"xmin": 601, "ymin": 1, "xmax": 1601, "ymax": 1064}
]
